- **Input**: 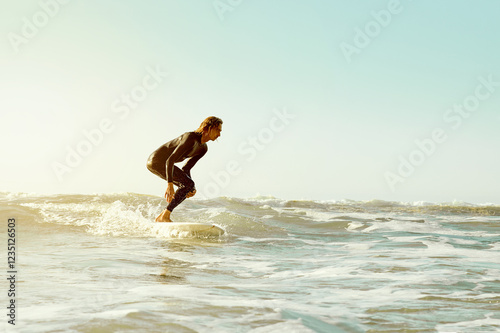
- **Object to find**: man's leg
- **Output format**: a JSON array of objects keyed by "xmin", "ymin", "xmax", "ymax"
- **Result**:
[
  {"xmin": 156, "ymin": 166, "xmax": 195, "ymax": 222},
  {"xmin": 167, "ymin": 166, "xmax": 195, "ymax": 211}
]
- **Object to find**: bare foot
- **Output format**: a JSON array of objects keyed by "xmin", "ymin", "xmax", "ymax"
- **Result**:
[{"xmin": 155, "ymin": 209, "xmax": 173, "ymax": 222}]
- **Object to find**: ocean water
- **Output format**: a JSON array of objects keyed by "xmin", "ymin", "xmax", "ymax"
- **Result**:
[{"xmin": 1, "ymin": 192, "xmax": 500, "ymax": 333}]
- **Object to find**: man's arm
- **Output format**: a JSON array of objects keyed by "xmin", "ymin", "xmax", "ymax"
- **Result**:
[
  {"xmin": 182, "ymin": 146, "xmax": 208, "ymax": 177},
  {"xmin": 165, "ymin": 133, "xmax": 197, "ymax": 182}
]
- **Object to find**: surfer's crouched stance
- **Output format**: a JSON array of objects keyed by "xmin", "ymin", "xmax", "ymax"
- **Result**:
[{"xmin": 147, "ymin": 116, "xmax": 223, "ymax": 222}]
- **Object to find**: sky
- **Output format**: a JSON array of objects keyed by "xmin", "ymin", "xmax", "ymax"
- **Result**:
[{"xmin": 1, "ymin": 0, "xmax": 499, "ymax": 204}]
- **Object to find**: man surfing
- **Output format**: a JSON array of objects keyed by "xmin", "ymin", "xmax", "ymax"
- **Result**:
[{"xmin": 147, "ymin": 116, "xmax": 223, "ymax": 222}]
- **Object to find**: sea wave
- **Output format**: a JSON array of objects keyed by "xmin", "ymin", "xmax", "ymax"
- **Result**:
[
  {"xmin": 3, "ymin": 191, "xmax": 499, "ymax": 332},
  {"xmin": 1, "ymin": 192, "xmax": 499, "ymax": 241},
  {"xmin": 218, "ymin": 195, "xmax": 500, "ymax": 216}
]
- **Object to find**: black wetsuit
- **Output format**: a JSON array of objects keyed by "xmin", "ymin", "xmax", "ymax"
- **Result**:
[{"xmin": 147, "ymin": 132, "xmax": 207, "ymax": 212}]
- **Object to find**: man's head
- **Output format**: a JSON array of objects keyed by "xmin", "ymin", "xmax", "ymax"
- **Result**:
[{"xmin": 195, "ymin": 116, "xmax": 223, "ymax": 141}]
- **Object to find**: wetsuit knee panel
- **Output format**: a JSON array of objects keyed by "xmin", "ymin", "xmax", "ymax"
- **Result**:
[{"xmin": 185, "ymin": 178, "xmax": 195, "ymax": 192}]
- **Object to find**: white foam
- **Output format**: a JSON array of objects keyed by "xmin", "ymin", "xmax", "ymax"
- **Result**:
[
  {"xmin": 346, "ymin": 222, "xmax": 365, "ymax": 230},
  {"xmin": 436, "ymin": 312, "xmax": 500, "ymax": 332},
  {"xmin": 92, "ymin": 308, "xmax": 141, "ymax": 319}
]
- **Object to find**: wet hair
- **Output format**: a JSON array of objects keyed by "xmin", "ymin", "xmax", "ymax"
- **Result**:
[{"xmin": 194, "ymin": 116, "xmax": 223, "ymax": 134}]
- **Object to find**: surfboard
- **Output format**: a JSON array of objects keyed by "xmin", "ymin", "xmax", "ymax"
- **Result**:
[{"xmin": 152, "ymin": 222, "xmax": 225, "ymax": 238}]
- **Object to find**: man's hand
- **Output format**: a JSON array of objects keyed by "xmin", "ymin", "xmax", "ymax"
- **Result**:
[
  {"xmin": 186, "ymin": 189, "xmax": 196, "ymax": 198},
  {"xmin": 165, "ymin": 182, "xmax": 175, "ymax": 203}
]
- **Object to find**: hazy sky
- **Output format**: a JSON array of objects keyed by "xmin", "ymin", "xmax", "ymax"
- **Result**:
[{"xmin": 1, "ymin": 0, "xmax": 499, "ymax": 203}]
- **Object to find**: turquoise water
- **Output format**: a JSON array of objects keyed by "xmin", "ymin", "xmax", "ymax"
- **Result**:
[{"xmin": 1, "ymin": 192, "xmax": 500, "ymax": 332}]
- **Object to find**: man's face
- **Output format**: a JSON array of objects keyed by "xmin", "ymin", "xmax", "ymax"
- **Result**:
[{"xmin": 210, "ymin": 124, "xmax": 222, "ymax": 141}]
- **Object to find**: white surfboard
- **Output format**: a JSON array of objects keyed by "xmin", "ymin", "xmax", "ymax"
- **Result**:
[{"xmin": 152, "ymin": 222, "xmax": 225, "ymax": 238}]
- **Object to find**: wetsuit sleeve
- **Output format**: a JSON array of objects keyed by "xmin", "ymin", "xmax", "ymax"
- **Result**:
[
  {"xmin": 182, "ymin": 146, "xmax": 208, "ymax": 178},
  {"xmin": 165, "ymin": 134, "xmax": 197, "ymax": 182}
]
